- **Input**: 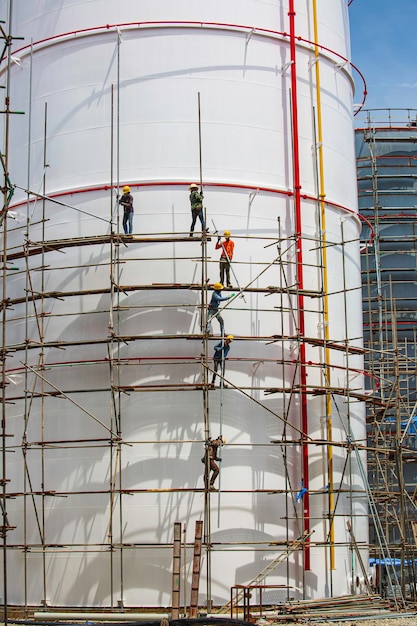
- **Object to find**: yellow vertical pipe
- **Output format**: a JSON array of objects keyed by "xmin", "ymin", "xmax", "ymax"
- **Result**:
[{"xmin": 312, "ymin": 0, "xmax": 335, "ymax": 570}]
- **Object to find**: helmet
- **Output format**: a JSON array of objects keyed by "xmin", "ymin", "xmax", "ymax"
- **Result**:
[
  {"xmin": 219, "ymin": 435, "xmax": 226, "ymax": 444},
  {"xmin": 223, "ymin": 230, "xmax": 231, "ymax": 237},
  {"xmin": 122, "ymin": 185, "xmax": 130, "ymax": 193},
  {"xmin": 213, "ymin": 282, "xmax": 223, "ymax": 290},
  {"xmin": 226, "ymin": 335, "xmax": 234, "ymax": 341},
  {"xmin": 189, "ymin": 183, "xmax": 198, "ymax": 189}
]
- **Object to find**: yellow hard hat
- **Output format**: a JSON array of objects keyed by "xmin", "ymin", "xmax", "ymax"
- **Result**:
[
  {"xmin": 227, "ymin": 335, "xmax": 234, "ymax": 341},
  {"xmin": 223, "ymin": 230, "xmax": 231, "ymax": 237},
  {"xmin": 220, "ymin": 436, "xmax": 226, "ymax": 444},
  {"xmin": 213, "ymin": 282, "xmax": 223, "ymax": 290},
  {"xmin": 122, "ymin": 185, "xmax": 130, "ymax": 193},
  {"xmin": 189, "ymin": 183, "xmax": 198, "ymax": 189}
]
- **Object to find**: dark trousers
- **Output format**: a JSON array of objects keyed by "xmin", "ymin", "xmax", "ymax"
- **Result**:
[
  {"xmin": 207, "ymin": 308, "xmax": 224, "ymax": 335},
  {"xmin": 190, "ymin": 208, "xmax": 205, "ymax": 232},
  {"xmin": 220, "ymin": 257, "xmax": 231, "ymax": 285},
  {"xmin": 210, "ymin": 459, "xmax": 219, "ymax": 485},
  {"xmin": 212, "ymin": 358, "xmax": 225, "ymax": 383},
  {"xmin": 123, "ymin": 211, "xmax": 134, "ymax": 234}
]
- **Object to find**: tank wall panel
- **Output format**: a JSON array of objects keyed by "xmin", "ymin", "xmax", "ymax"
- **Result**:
[{"xmin": 0, "ymin": 0, "xmax": 366, "ymax": 608}]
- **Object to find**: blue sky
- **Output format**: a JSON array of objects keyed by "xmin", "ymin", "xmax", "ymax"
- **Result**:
[{"xmin": 349, "ymin": 0, "xmax": 417, "ymax": 112}]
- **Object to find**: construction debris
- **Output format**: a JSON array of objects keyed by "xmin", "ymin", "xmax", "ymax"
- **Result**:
[{"xmin": 249, "ymin": 594, "xmax": 406, "ymax": 623}]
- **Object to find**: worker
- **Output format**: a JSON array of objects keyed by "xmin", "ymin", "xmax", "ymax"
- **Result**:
[
  {"xmin": 207, "ymin": 283, "xmax": 234, "ymax": 335},
  {"xmin": 189, "ymin": 183, "xmax": 206, "ymax": 236},
  {"xmin": 211, "ymin": 335, "xmax": 233, "ymax": 386},
  {"xmin": 203, "ymin": 435, "xmax": 226, "ymax": 490},
  {"xmin": 119, "ymin": 185, "xmax": 134, "ymax": 235},
  {"xmin": 215, "ymin": 230, "xmax": 235, "ymax": 288}
]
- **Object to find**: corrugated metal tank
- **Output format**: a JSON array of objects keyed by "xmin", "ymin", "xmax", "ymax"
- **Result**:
[{"xmin": 0, "ymin": 0, "xmax": 367, "ymax": 608}]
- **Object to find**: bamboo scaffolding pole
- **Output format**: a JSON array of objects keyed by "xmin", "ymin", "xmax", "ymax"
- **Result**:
[
  {"xmin": 4, "ymin": 487, "xmax": 370, "ymax": 498},
  {"xmin": 2, "ymin": 334, "xmax": 368, "ymax": 356}
]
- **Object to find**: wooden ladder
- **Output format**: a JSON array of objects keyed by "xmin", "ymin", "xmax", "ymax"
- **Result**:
[
  {"xmin": 189, "ymin": 520, "xmax": 203, "ymax": 618},
  {"xmin": 171, "ymin": 522, "xmax": 182, "ymax": 619}
]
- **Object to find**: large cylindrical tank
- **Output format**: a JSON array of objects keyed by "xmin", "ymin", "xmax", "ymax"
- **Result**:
[{"xmin": 0, "ymin": 0, "xmax": 367, "ymax": 608}]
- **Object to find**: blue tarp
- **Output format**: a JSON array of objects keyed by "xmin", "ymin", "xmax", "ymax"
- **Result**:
[
  {"xmin": 369, "ymin": 558, "xmax": 417, "ymax": 566},
  {"xmin": 384, "ymin": 416, "xmax": 417, "ymax": 435}
]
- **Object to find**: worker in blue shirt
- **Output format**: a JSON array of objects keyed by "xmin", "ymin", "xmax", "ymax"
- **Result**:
[
  {"xmin": 211, "ymin": 335, "xmax": 233, "ymax": 386},
  {"xmin": 207, "ymin": 283, "xmax": 234, "ymax": 335}
]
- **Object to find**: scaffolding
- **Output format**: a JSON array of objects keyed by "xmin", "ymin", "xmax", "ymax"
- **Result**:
[
  {"xmin": 1, "ymin": 213, "xmax": 372, "ymax": 606},
  {"xmin": 357, "ymin": 107, "xmax": 417, "ymax": 601}
]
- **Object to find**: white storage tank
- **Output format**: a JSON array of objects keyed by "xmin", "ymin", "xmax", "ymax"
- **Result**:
[{"xmin": 0, "ymin": 0, "xmax": 367, "ymax": 608}]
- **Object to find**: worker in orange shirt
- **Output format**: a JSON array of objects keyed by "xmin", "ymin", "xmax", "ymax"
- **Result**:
[{"xmin": 215, "ymin": 230, "xmax": 234, "ymax": 288}]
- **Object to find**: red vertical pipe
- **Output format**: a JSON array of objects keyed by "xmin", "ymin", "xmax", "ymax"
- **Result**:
[{"xmin": 288, "ymin": 0, "xmax": 310, "ymax": 570}]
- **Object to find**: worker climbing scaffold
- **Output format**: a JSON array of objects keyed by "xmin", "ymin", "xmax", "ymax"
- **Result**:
[
  {"xmin": 206, "ymin": 283, "xmax": 234, "ymax": 336},
  {"xmin": 202, "ymin": 435, "xmax": 226, "ymax": 491},
  {"xmin": 211, "ymin": 335, "xmax": 233, "ymax": 387}
]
